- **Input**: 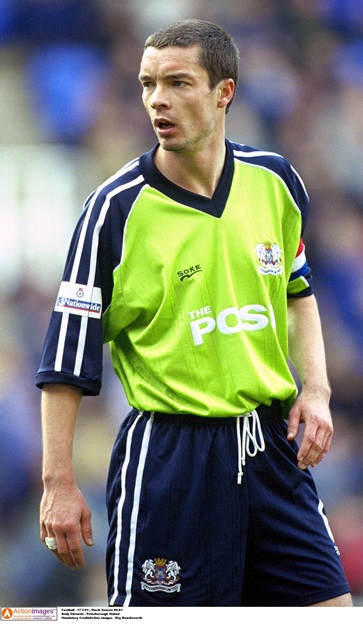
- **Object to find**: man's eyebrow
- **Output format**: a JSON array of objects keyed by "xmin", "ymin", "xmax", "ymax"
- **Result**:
[
  {"xmin": 166, "ymin": 71, "xmax": 193, "ymax": 79},
  {"xmin": 138, "ymin": 71, "xmax": 194, "ymax": 82}
]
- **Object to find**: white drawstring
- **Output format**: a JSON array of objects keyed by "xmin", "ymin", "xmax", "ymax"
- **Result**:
[{"xmin": 236, "ymin": 410, "xmax": 266, "ymax": 484}]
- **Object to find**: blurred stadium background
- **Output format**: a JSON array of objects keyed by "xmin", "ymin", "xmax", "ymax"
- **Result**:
[{"xmin": 1, "ymin": 0, "xmax": 363, "ymax": 607}]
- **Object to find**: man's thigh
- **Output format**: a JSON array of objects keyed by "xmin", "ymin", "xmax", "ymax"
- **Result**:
[
  {"xmin": 106, "ymin": 411, "xmax": 248, "ymax": 606},
  {"xmin": 242, "ymin": 418, "xmax": 351, "ymax": 606}
]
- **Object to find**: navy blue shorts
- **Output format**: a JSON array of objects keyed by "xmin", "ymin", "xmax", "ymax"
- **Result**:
[{"xmin": 105, "ymin": 403, "xmax": 350, "ymax": 606}]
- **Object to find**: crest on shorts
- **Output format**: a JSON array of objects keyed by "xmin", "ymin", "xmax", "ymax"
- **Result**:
[
  {"xmin": 255, "ymin": 241, "xmax": 283, "ymax": 275},
  {"xmin": 141, "ymin": 557, "xmax": 181, "ymax": 593}
]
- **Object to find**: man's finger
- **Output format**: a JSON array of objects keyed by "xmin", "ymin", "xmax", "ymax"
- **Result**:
[
  {"xmin": 297, "ymin": 425, "xmax": 331, "ymax": 469},
  {"xmin": 81, "ymin": 509, "xmax": 93, "ymax": 547},
  {"xmin": 287, "ymin": 405, "xmax": 302, "ymax": 440}
]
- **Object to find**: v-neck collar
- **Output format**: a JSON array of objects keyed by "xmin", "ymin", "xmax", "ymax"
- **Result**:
[{"xmin": 139, "ymin": 140, "xmax": 235, "ymax": 218}]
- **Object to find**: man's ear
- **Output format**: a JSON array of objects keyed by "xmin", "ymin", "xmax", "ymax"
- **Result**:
[{"xmin": 217, "ymin": 78, "xmax": 235, "ymax": 109}]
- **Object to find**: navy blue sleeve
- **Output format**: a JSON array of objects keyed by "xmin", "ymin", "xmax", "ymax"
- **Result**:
[
  {"xmin": 36, "ymin": 195, "xmax": 116, "ymax": 396},
  {"xmin": 36, "ymin": 160, "xmax": 145, "ymax": 395}
]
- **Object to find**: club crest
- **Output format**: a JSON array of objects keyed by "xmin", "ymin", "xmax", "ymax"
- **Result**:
[
  {"xmin": 141, "ymin": 557, "xmax": 181, "ymax": 593},
  {"xmin": 255, "ymin": 241, "xmax": 283, "ymax": 275}
]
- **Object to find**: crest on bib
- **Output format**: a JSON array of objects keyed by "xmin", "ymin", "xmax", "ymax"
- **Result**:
[{"xmin": 255, "ymin": 241, "xmax": 283, "ymax": 275}]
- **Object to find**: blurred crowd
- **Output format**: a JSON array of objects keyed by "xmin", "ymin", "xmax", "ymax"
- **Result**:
[{"xmin": 1, "ymin": 0, "xmax": 363, "ymax": 606}]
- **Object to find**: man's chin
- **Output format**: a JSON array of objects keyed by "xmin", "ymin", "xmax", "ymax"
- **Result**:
[{"xmin": 158, "ymin": 139, "xmax": 186, "ymax": 153}]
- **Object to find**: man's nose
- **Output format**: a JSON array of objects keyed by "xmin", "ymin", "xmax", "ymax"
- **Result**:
[{"xmin": 150, "ymin": 85, "xmax": 170, "ymax": 109}]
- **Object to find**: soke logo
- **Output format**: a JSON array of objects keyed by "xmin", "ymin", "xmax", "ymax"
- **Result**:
[
  {"xmin": 177, "ymin": 265, "xmax": 202, "ymax": 281},
  {"xmin": 1, "ymin": 608, "xmax": 13, "ymax": 620}
]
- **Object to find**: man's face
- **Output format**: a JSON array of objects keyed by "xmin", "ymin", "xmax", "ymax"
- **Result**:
[{"xmin": 139, "ymin": 45, "xmax": 225, "ymax": 154}]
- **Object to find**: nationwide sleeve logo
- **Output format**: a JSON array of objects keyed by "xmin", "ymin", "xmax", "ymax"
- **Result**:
[
  {"xmin": 255, "ymin": 241, "xmax": 283, "ymax": 275},
  {"xmin": 54, "ymin": 281, "xmax": 102, "ymax": 319},
  {"xmin": 141, "ymin": 557, "xmax": 181, "ymax": 593}
]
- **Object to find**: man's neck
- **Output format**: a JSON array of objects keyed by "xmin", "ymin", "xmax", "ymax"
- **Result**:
[{"xmin": 154, "ymin": 140, "xmax": 226, "ymax": 199}]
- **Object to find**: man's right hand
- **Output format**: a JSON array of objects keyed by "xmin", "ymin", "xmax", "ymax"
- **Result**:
[{"xmin": 40, "ymin": 482, "xmax": 93, "ymax": 569}]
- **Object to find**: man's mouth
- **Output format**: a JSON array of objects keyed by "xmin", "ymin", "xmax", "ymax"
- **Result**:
[{"xmin": 154, "ymin": 118, "xmax": 175, "ymax": 131}]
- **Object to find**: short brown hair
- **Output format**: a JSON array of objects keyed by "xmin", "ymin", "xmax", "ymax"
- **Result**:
[{"xmin": 144, "ymin": 19, "xmax": 239, "ymax": 113}]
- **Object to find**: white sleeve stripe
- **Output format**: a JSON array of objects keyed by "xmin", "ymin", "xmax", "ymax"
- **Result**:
[
  {"xmin": 233, "ymin": 149, "xmax": 309, "ymax": 200},
  {"xmin": 233, "ymin": 149, "xmax": 283, "ymax": 159},
  {"xmin": 54, "ymin": 312, "xmax": 69, "ymax": 372},
  {"xmin": 74, "ymin": 315, "xmax": 89, "ymax": 377},
  {"xmin": 291, "ymin": 165, "xmax": 309, "ymax": 199},
  {"xmin": 87, "ymin": 175, "xmax": 145, "ymax": 288},
  {"xmin": 70, "ymin": 173, "xmax": 144, "ymax": 285},
  {"xmin": 71, "ymin": 162, "xmax": 139, "ymax": 282},
  {"xmin": 55, "ymin": 170, "xmax": 144, "ymax": 379},
  {"xmin": 71, "ymin": 175, "xmax": 145, "ymax": 376}
]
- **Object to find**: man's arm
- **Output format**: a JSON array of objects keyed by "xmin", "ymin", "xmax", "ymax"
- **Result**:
[
  {"xmin": 40, "ymin": 384, "xmax": 93, "ymax": 569},
  {"xmin": 287, "ymin": 295, "xmax": 333, "ymax": 470}
]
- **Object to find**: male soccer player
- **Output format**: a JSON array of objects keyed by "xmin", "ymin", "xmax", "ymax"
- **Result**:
[{"xmin": 37, "ymin": 19, "xmax": 352, "ymax": 606}]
